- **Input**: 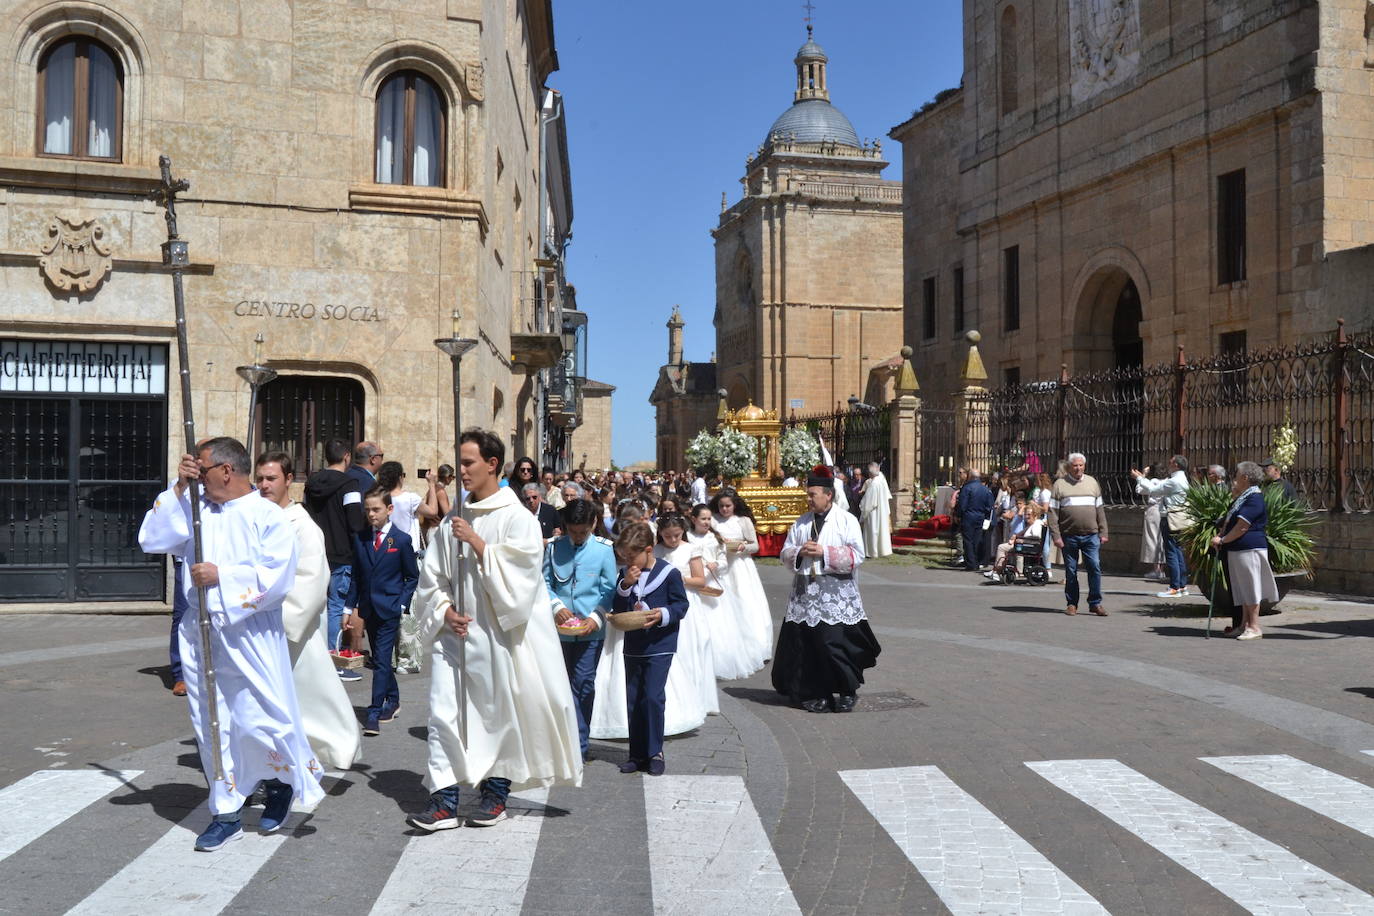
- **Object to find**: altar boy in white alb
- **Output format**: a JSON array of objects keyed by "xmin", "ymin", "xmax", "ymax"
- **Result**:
[
  {"xmin": 139, "ymin": 437, "xmax": 325, "ymax": 852},
  {"xmin": 407, "ymin": 428, "xmax": 581, "ymax": 832}
]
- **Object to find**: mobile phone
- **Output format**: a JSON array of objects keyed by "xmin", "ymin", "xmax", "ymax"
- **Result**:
[{"xmin": 418, "ymin": 468, "xmax": 430, "ymax": 479}]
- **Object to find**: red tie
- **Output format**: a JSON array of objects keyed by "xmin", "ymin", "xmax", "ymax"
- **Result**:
[{"xmin": 374, "ymin": 531, "xmax": 383, "ymax": 551}]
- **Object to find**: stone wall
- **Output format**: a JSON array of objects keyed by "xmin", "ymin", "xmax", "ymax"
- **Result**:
[
  {"xmin": 890, "ymin": 0, "xmax": 1374, "ymax": 399},
  {"xmin": 1099, "ymin": 507, "xmax": 1374, "ymax": 597}
]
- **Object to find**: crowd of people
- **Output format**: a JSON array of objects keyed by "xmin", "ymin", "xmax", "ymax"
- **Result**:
[
  {"xmin": 139, "ymin": 434, "xmax": 881, "ymax": 852},
  {"xmin": 949, "ymin": 449, "xmax": 1296, "ymax": 638}
]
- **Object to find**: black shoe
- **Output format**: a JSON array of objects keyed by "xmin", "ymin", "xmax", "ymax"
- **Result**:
[
  {"xmin": 834, "ymin": 694, "xmax": 857, "ymax": 713},
  {"xmin": 647, "ymin": 755, "xmax": 666, "ymax": 777},
  {"xmin": 801, "ymin": 698, "xmax": 830, "ymax": 713},
  {"xmin": 407, "ymin": 795, "xmax": 459, "ymax": 832},
  {"xmin": 618, "ymin": 758, "xmax": 644, "ymax": 774}
]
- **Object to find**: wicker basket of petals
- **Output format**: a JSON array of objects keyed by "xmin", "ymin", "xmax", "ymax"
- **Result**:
[{"xmin": 608, "ymin": 609, "xmax": 655, "ymax": 631}]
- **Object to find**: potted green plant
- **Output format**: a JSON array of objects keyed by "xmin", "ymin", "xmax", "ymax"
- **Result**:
[{"xmin": 1176, "ymin": 483, "xmax": 1316, "ymax": 613}]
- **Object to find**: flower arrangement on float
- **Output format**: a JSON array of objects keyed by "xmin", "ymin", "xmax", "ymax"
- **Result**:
[
  {"xmin": 778, "ymin": 428, "xmax": 820, "ymax": 479},
  {"xmin": 684, "ymin": 429, "xmax": 721, "ymax": 477},
  {"xmin": 716, "ymin": 427, "xmax": 758, "ymax": 481}
]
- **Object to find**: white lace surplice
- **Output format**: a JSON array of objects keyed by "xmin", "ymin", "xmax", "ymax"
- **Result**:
[{"xmin": 779, "ymin": 509, "xmax": 869, "ymax": 627}]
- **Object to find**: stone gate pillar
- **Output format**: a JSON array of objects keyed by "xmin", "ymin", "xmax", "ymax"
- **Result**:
[
  {"xmin": 888, "ymin": 345, "xmax": 921, "ymax": 526},
  {"xmin": 953, "ymin": 330, "xmax": 989, "ymax": 474}
]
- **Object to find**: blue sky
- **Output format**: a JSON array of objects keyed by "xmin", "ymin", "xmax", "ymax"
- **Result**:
[{"xmin": 553, "ymin": 1, "xmax": 964, "ymax": 466}]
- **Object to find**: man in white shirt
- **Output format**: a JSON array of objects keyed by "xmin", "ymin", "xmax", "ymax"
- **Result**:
[{"xmin": 690, "ymin": 469, "xmax": 708, "ymax": 506}]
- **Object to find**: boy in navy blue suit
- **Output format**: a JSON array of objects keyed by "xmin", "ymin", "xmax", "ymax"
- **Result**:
[
  {"xmin": 611, "ymin": 521, "xmax": 688, "ymax": 776},
  {"xmin": 347, "ymin": 486, "xmax": 419, "ymax": 736}
]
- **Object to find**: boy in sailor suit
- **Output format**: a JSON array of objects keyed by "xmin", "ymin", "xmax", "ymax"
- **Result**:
[{"xmin": 611, "ymin": 521, "xmax": 688, "ymax": 776}]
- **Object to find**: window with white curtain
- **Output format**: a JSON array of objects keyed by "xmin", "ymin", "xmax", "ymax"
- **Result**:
[
  {"xmin": 374, "ymin": 70, "xmax": 445, "ymax": 187},
  {"xmin": 38, "ymin": 37, "xmax": 122, "ymax": 160}
]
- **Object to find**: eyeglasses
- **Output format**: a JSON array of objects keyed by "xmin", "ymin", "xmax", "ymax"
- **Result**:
[{"xmin": 199, "ymin": 462, "xmax": 229, "ymax": 479}]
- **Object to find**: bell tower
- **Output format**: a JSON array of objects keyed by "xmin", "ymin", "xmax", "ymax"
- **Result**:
[
  {"xmin": 794, "ymin": 26, "xmax": 829, "ymax": 102},
  {"xmin": 667, "ymin": 305, "xmax": 684, "ymax": 366}
]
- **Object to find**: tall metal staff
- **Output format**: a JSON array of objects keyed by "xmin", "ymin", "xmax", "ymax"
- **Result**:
[
  {"xmin": 235, "ymin": 332, "xmax": 277, "ymax": 458},
  {"xmin": 434, "ymin": 310, "xmax": 477, "ymax": 745},
  {"xmin": 158, "ymin": 156, "xmax": 225, "ymax": 781}
]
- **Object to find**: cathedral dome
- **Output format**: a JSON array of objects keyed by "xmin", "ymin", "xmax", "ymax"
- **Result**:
[
  {"xmin": 766, "ymin": 99, "xmax": 860, "ymax": 146},
  {"xmin": 765, "ymin": 29, "xmax": 861, "ymax": 148}
]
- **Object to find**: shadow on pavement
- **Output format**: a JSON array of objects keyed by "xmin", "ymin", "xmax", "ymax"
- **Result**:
[
  {"xmin": 407, "ymin": 725, "xmax": 427, "ymax": 741},
  {"xmin": 722, "ymin": 686, "xmax": 790, "ymax": 707},
  {"xmin": 989, "ymin": 605, "xmax": 1063, "ymax": 614},
  {"xmin": 105, "ymin": 777, "xmax": 205, "ymax": 825},
  {"xmin": 1276, "ymin": 619, "xmax": 1374, "ymax": 638},
  {"xmin": 1344, "ymin": 687, "xmax": 1374, "ymax": 699},
  {"xmin": 361, "ymin": 767, "xmax": 431, "ymax": 812},
  {"xmin": 137, "ymin": 665, "xmax": 176, "ymax": 689}
]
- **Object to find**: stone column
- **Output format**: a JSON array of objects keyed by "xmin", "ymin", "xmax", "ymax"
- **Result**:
[
  {"xmin": 953, "ymin": 330, "xmax": 989, "ymax": 474},
  {"xmin": 888, "ymin": 345, "xmax": 921, "ymax": 527}
]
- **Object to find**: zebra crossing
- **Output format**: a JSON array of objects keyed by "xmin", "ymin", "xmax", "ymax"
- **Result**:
[{"xmin": 7, "ymin": 752, "xmax": 1374, "ymax": 914}]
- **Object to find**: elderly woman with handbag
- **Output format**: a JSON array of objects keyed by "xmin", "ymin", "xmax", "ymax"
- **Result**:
[{"xmin": 1210, "ymin": 461, "xmax": 1280, "ymax": 641}]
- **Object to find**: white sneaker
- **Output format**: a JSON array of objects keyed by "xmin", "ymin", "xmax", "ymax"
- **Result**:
[{"xmin": 1155, "ymin": 588, "xmax": 1188, "ymax": 598}]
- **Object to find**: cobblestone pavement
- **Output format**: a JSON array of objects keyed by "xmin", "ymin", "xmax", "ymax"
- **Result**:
[{"xmin": 5, "ymin": 561, "xmax": 1374, "ymax": 915}]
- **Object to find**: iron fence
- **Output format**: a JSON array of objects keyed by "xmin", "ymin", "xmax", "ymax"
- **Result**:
[
  {"xmin": 962, "ymin": 322, "xmax": 1374, "ymax": 510},
  {"xmin": 783, "ymin": 404, "xmax": 892, "ymax": 474}
]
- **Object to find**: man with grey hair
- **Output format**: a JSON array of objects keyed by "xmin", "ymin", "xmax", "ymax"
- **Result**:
[
  {"xmin": 957, "ymin": 468, "xmax": 995, "ymax": 570},
  {"xmin": 1049, "ymin": 452, "xmax": 1109, "ymax": 615},
  {"xmin": 1207, "ymin": 465, "xmax": 1228, "ymax": 487},
  {"xmin": 139, "ymin": 436, "xmax": 322, "ymax": 851},
  {"xmin": 522, "ymin": 482, "xmax": 563, "ymax": 540},
  {"xmin": 1131, "ymin": 455, "xmax": 1192, "ymax": 598},
  {"xmin": 347, "ymin": 440, "xmax": 384, "ymax": 491}
]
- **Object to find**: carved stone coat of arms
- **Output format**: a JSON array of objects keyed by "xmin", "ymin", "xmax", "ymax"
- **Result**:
[
  {"xmin": 1068, "ymin": 0, "xmax": 1141, "ymax": 104},
  {"xmin": 39, "ymin": 213, "xmax": 113, "ymax": 294}
]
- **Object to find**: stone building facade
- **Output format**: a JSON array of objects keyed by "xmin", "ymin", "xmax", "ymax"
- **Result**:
[
  {"xmin": 891, "ymin": 0, "xmax": 1374, "ymax": 396},
  {"xmin": 0, "ymin": 0, "xmax": 585, "ymax": 602},
  {"xmin": 570, "ymin": 378, "xmax": 614, "ymax": 472},
  {"xmin": 713, "ymin": 30, "xmax": 902, "ymax": 416},
  {"xmin": 650, "ymin": 306, "xmax": 718, "ymax": 472}
]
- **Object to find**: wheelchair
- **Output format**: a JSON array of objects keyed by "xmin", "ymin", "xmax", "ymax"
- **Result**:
[{"xmin": 997, "ymin": 538, "xmax": 1050, "ymax": 586}]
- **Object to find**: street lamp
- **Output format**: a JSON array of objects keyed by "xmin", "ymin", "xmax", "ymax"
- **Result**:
[{"xmin": 235, "ymin": 332, "xmax": 277, "ymax": 459}]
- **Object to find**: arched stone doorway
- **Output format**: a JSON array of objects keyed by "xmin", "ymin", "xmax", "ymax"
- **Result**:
[
  {"xmin": 1068, "ymin": 255, "xmax": 1149, "ymax": 491},
  {"xmin": 1071, "ymin": 266, "xmax": 1145, "ymax": 374}
]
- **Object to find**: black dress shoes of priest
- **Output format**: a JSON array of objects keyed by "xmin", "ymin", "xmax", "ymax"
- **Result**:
[
  {"xmin": 834, "ymin": 694, "xmax": 857, "ymax": 713},
  {"xmin": 800, "ymin": 694, "xmax": 857, "ymax": 713},
  {"xmin": 801, "ymin": 697, "xmax": 830, "ymax": 713}
]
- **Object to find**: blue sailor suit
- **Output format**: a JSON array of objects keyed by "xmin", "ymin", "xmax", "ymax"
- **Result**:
[
  {"xmin": 346, "ymin": 522, "xmax": 419, "ymax": 720},
  {"xmin": 611, "ymin": 558, "xmax": 689, "ymax": 762}
]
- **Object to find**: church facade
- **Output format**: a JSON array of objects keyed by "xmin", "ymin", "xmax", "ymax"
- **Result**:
[
  {"xmin": 712, "ymin": 31, "xmax": 903, "ymax": 416},
  {"xmin": 891, "ymin": 0, "xmax": 1374, "ymax": 395}
]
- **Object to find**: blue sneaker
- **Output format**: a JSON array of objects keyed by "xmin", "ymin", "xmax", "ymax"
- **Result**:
[
  {"xmin": 194, "ymin": 818, "xmax": 242, "ymax": 852},
  {"xmin": 380, "ymin": 703, "xmax": 400, "ymax": 723},
  {"xmin": 258, "ymin": 782, "xmax": 293, "ymax": 833},
  {"xmin": 338, "ymin": 668, "xmax": 362, "ymax": 683},
  {"xmin": 363, "ymin": 713, "xmax": 381, "ymax": 736}
]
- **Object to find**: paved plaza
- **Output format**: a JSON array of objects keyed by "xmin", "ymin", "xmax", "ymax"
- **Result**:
[{"xmin": 5, "ymin": 561, "xmax": 1374, "ymax": 915}]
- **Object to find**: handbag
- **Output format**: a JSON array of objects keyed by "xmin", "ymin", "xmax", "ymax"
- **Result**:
[{"xmin": 1166, "ymin": 504, "xmax": 1193, "ymax": 532}]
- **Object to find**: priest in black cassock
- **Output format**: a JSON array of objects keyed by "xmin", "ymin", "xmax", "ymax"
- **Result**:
[{"xmin": 771, "ymin": 465, "xmax": 881, "ymax": 713}]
